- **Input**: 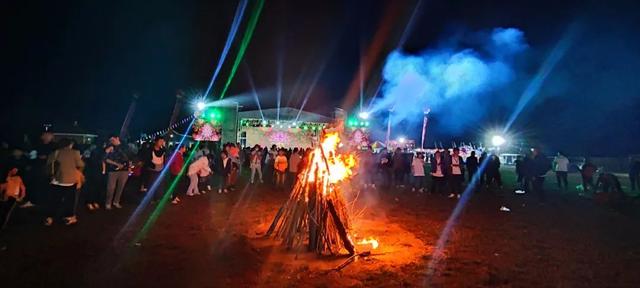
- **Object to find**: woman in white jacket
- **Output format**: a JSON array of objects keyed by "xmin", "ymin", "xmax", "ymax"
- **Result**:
[{"xmin": 187, "ymin": 156, "xmax": 211, "ymax": 196}]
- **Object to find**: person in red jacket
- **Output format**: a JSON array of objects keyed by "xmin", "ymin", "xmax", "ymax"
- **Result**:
[{"xmin": 168, "ymin": 145, "xmax": 187, "ymax": 204}]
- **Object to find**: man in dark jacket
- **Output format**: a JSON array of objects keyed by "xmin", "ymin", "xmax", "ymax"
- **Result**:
[
  {"xmin": 465, "ymin": 151, "xmax": 478, "ymax": 183},
  {"xmin": 392, "ymin": 148, "xmax": 405, "ymax": 188},
  {"xmin": 531, "ymin": 147, "xmax": 551, "ymax": 202}
]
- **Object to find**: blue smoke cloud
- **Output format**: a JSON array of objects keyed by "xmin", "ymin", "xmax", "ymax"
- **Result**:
[{"xmin": 372, "ymin": 27, "xmax": 528, "ymax": 132}]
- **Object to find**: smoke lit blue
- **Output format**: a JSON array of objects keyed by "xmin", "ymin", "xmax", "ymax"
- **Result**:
[{"xmin": 372, "ymin": 27, "xmax": 528, "ymax": 132}]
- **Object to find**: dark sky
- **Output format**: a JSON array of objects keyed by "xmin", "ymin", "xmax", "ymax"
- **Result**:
[{"xmin": 2, "ymin": 0, "xmax": 640, "ymax": 156}]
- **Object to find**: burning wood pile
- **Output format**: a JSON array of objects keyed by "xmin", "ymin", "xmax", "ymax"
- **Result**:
[{"xmin": 267, "ymin": 132, "xmax": 358, "ymax": 255}]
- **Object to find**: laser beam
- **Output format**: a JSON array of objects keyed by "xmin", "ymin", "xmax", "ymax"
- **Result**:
[
  {"xmin": 114, "ymin": 117, "xmax": 196, "ymax": 245},
  {"xmin": 424, "ymin": 157, "xmax": 491, "ymax": 284},
  {"xmin": 203, "ymin": 0, "xmax": 249, "ymax": 98},
  {"xmin": 132, "ymin": 141, "xmax": 201, "ymax": 244},
  {"xmin": 503, "ymin": 24, "xmax": 578, "ymax": 132},
  {"xmin": 219, "ymin": 0, "xmax": 265, "ymax": 100},
  {"xmin": 244, "ymin": 61, "xmax": 265, "ymax": 121}
]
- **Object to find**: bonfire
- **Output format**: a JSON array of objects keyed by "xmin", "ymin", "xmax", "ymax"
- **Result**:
[{"xmin": 267, "ymin": 131, "xmax": 358, "ymax": 255}]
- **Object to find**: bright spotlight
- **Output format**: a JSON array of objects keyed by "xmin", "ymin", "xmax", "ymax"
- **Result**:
[
  {"xmin": 398, "ymin": 137, "xmax": 406, "ymax": 143},
  {"xmin": 196, "ymin": 101, "xmax": 206, "ymax": 111},
  {"xmin": 491, "ymin": 135, "xmax": 506, "ymax": 147},
  {"xmin": 358, "ymin": 111, "xmax": 370, "ymax": 119}
]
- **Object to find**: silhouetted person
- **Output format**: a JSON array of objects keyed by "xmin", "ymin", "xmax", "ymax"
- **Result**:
[
  {"xmin": 531, "ymin": 147, "xmax": 551, "ymax": 202},
  {"xmin": 466, "ymin": 151, "xmax": 478, "ymax": 183},
  {"xmin": 392, "ymin": 148, "xmax": 405, "ymax": 188},
  {"xmin": 21, "ymin": 132, "xmax": 55, "ymax": 208},
  {"xmin": 486, "ymin": 154, "xmax": 502, "ymax": 189},
  {"xmin": 522, "ymin": 154, "xmax": 535, "ymax": 192},
  {"xmin": 515, "ymin": 155, "xmax": 525, "ymax": 190},
  {"xmin": 479, "ymin": 152, "xmax": 488, "ymax": 187}
]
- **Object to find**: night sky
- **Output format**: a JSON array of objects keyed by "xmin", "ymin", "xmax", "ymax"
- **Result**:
[{"xmin": 2, "ymin": 0, "xmax": 640, "ymax": 156}]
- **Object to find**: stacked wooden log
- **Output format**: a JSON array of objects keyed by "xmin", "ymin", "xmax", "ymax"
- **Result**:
[{"xmin": 267, "ymin": 133, "xmax": 355, "ymax": 255}]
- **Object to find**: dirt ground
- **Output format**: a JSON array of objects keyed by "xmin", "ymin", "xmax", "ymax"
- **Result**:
[{"xmin": 1, "ymin": 168, "xmax": 640, "ymax": 287}]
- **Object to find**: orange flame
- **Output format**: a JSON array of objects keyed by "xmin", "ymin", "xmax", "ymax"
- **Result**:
[
  {"xmin": 357, "ymin": 237, "xmax": 379, "ymax": 249},
  {"xmin": 306, "ymin": 132, "xmax": 357, "ymax": 186}
]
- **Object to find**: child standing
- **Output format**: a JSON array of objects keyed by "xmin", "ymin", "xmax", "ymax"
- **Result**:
[
  {"xmin": 274, "ymin": 149, "xmax": 288, "ymax": 189},
  {"xmin": 250, "ymin": 145, "xmax": 263, "ymax": 184},
  {"xmin": 1, "ymin": 167, "xmax": 26, "ymax": 230}
]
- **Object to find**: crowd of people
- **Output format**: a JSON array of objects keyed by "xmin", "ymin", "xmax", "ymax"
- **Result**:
[{"xmin": 2, "ymin": 130, "xmax": 638, "ymax": 231}]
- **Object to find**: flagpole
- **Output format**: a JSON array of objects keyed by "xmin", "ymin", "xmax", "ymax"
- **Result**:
[{"xmin": 421, "ymin": 109, "xmax": 430, "ymax": 150}]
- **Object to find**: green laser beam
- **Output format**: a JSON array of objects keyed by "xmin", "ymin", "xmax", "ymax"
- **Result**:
[
  {"xmin": 132, "ymin": 142, "xmax": 201, "ymax": 244},
  {"xmin": 219, "ymin": 0, "xmax": 265, "ymax": 100}
]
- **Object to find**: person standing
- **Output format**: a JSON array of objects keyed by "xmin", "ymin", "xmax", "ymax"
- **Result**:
[
  {"xmin": 144, "ymin": 137, "xmax": 166, "ymax": 200},
  {"xmin": 430, "ymin": 151, "xmax": 447, "ymax": 194},
  {"xmin": 378, "ymin": 149, "xmax": 392, "ymax": 188},
  {"xmin": 478, "ymin": 152, "xmax": 488, "ymax": 188},
  {"xmin": 392, "ymin": 148, "xmax": 405, "ymax": 189},
  {"xmin": 169, "ymin": 145, "xmax": 187, "ymax": 204},
  {"xmin": 226, "ymin": 143, "xmax": 240, "ymax": 191},
  {"xmin": 21, "ymin": 132, "xmax": 55, "ymax": 208},
  {"xmin": 411, "ymin": 153, "xmax": 426, "ymax": 193},
  {"xmin": 264, "ymin": 146, "xmax": 276, "ymax": 185},
  {"xmin": 553, "ymin": 152, "xmax": 570, "ymax": 192},
  {"xmin": 274, "ymin": 149, "xmax": 288, "ymax": 190},
  {"xmin": 515, "ymin": 155, "xmax": 525, "ymax": 191},
  {"xmin": 85, "ymin": 144, "xmax": 106, "ymax": 211},
  {"xmin": 531, "ymin": 147, "xmax": 551, "ymax": 203},
  {"xmin": 466, "ymin": 151, "xmax": 479, "ymax": 183},
  {"xmin": 579, "ymin": 159, "xmax": 597, "ymax": 192},
  {"xmin": 216, "ymin": 151, "xmax": 232, "ymax": 194},
  {"xmin": 250, "ymin": 145, "xmax": 263, "ymax": 184},
  {"xmin": 359, "ymin": 146, "xmax": 376, "ymax": 189},
  {"xmin": 45, "ymin": 138, "xmax": 84, "ymax": 226},
  {"xmin": 104, "ymin": 136, "xmax": 130, "ymax": 210},
  {"xmin": 288, "ymin": 148, "xmax": 302, "ymax": 187},
  {"xmin": 447, "ymin": 148, "xmax": 465, "ymax": 199},
  {"xmin": 486, "ymin": 154, "xmax": 502, "ymax": 190}
]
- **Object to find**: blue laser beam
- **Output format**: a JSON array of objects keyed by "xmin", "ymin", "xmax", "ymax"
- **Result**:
[
  {"xmin": 244, "ymin": 61, "xmax": 265, "ymax": 121},
  {"xmin": 203, "ymin": 0, "xmax": 248, "ymax": 98},
  {"xmin": 503, "ymin": 24, "xmax": 578, "ymax": 133},
  {"xmin": 114, "ymin": 118, "xmax": 196, "ymax": 245},
  {"xmin": 423, "ymin": 157, "xmax": 491, "ymax": 284}
]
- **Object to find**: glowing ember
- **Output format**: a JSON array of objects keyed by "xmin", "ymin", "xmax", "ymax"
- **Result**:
[{"xmin": 357, "ymin": 237, "xmax": 379, "ymax": 249}]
